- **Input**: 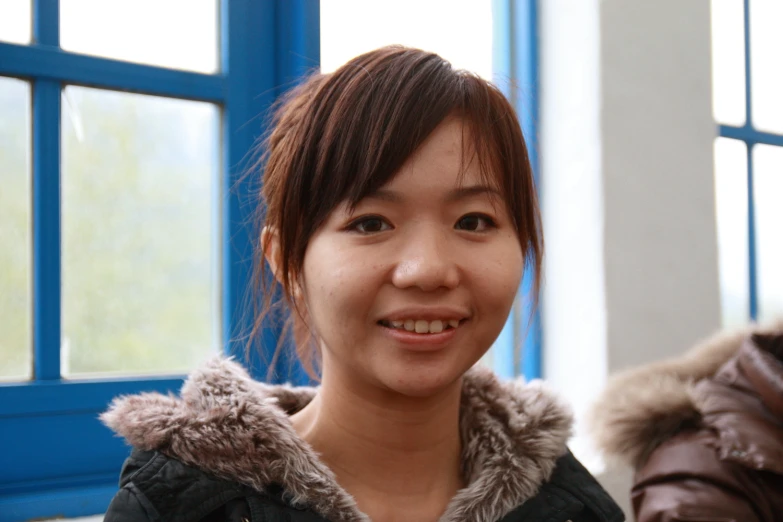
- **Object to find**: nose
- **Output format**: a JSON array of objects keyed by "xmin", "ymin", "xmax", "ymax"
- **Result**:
[{"xmin": 391, "ymin": 224, "xmax": 460, "ymax": 292}]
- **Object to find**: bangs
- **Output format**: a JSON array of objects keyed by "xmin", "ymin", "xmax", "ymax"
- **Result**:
[
  {"xmin": 298, "ymin": 49, "xmax": 529, "ymax": 228},
  {"xmin": 310, "ymin": 48, "xmax": 457, "ymax": 214}
]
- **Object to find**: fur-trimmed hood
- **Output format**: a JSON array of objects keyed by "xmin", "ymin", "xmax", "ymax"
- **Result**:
[
  {"xmin": 102, "ymin": 358, "xmax": 573, "ymax": 522},
  {"xmin": 589, "ymin": 319, "xmax": 783, "ymax": 469}
]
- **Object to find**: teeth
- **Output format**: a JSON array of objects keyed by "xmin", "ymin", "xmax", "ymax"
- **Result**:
[{"xmin": 387, "ymin": 319, "xmax": 460, "ymax": 334}]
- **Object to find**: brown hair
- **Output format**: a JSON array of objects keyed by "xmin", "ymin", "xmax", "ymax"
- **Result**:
[{"xmin": 251, "ymin": 46, "xmax": 542, "ymax": 379}]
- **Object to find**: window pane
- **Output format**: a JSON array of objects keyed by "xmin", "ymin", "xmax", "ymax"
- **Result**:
[
  {"xmin": 750, "ymin": 0, "xmax": 783, "ymax": 133},
  {"xmin": 60, "ymin": 0, "xmax": 218, "ymax": 74},
  {"xmin": 0, "ymin": 0, "xmax": 31, "ymax": 44},
  {"xmin": 714, "ymin": 137, "xmax": 749, "ymax": 327},
  {"xmin": 753, "ymin": 144, "xmax": 783, "ymax": 322},
  {"xmin": 320, "ymin": 0, "xmax": 493, "ymax": 80},
  {"xmin": 61, "ymin": 86, "xmax": 219, "ymax": 377},
  {"xmin": 710, "ymin": 0, "xmax": 746, "ymax": 126},
  {"xmin": 0, "ymin": 77, "xmax": 32, "ymax": 381}
]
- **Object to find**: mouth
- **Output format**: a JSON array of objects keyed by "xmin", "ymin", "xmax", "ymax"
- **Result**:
[{"xmin": 377, "ymin": 318, "xmax": 466, "ymax": 335}]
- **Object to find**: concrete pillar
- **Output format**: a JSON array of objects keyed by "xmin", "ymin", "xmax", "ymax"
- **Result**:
[{"xmin": 540, "ymin": 0, "xmax": 721, "ymax": 515}]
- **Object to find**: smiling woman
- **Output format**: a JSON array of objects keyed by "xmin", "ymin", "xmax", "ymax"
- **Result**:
[{"xmin": 100, "ymin": 47, "xmax": 623, "ymax": 522}]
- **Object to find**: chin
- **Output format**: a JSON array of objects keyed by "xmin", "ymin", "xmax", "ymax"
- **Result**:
[{"xmin": 374, "ymin": 358, "xmax": 469, "ymax": 398}]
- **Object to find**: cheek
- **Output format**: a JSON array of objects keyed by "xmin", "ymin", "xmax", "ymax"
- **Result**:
[
  {"xmin": 301, "ymin": 237, "xmax": 381, "ymax": 333},
  {"xmin": 476, "ymin": 238, "xmax": 525, "ymax": 308}
]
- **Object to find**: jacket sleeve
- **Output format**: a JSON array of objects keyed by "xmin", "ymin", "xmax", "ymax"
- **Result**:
[
  {"xmin": 631, "ymin": 432, "xmax": 761, "ymax": 522},
  {"xmin": 103, "ymin": 485, "xmax": 156, "ymax": 522}
]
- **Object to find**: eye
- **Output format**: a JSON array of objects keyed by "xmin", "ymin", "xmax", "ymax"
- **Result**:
[
  {"xmin": 347, "ymin": 215, "xmax": 393, "ymax": 234},
  {"xmin": 456, "ymin": 214, "xmax": 496, "ymax": 232}
]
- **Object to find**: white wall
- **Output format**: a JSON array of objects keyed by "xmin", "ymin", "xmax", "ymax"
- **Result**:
[
  {"xmin": 540, "ymin": 0, "xmax": 721, "ymax": 516},
  {"xmin": 539, "ymin": 0, "xmax": 607, "ymax": 473}
]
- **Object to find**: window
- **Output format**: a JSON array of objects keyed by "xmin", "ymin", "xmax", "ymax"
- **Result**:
[
  {"xmin": 0, "ymin": 1, "xmax": 318, "ymax": 519},
  {"xmin": 712, "ymin": 0, "xmax": 783, "ymax": 326},
  {"xmin": 320, "ymin": 0, "xmax": 542, "ymax": 381}
]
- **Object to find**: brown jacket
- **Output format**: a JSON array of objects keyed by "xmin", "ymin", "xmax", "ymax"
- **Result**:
[{"xmin": 590, "ymin": 321, "xmax": 783, "ymax": 522}]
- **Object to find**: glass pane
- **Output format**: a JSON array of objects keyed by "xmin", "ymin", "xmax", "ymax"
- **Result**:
[
  {"xmin": 0, "ymin": 77, "xmax": 32, "ymax": 381},
  {"xmin": 750, "ymin": 0, "xmax": 783, "ymax": 133},
  {"xmin": 60, "ymin": 0, "xmax": 218, "ymax": 74},
  {"xmin": 710, "ymin": 0, "xmax": 746, "ymax": 126},
  {"xmin": 714, "ymin": 137, "xmax": 749, "ymax": 327},
  {"xmin": 753, "ymin": 144, "xmax": 783, "ymax": 322},
  {"xmin": 61, "ymin": 86, "xmax": 219, "ymax": 377},
  {"xmin": 0, "ymin": 0, "xmax": 31, "ymax": 44},
  {"xmin": 320, "ymin": 0, "xmax": 493, "ymax": 80}
]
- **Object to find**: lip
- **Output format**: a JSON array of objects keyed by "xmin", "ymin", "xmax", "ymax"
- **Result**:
[{"xmin": 379, "ymin": 322, "xmax": 463, "ymax": 350}]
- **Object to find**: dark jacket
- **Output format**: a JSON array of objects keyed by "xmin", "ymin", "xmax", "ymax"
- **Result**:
[
  {"xmin": 104, "ymin": 448, "xmax": 620, "ymax": 522},
  {"xmin": 102, "ymin": 358, "xmax": 623, "ymax": 522},
  {"xmin": 591, "ymin": 321, "xmax": 783, "ymax": 522}
]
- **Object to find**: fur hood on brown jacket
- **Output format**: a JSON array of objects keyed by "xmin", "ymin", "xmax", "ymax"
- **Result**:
[
  {"xmin": 102, "ymin": 357, "xmax": 592, "ymax": 522},
  {"xmin": 589, "ymin": 318, "xmax": 783, "ymax": 469},
  {"xmin": 589, "ymin": 319, "xmax": 783, "ymax": 522}
]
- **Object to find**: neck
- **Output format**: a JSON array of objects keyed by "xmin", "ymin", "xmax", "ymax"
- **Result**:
[{"xmin": 290, "ymin": 359, "xmax": 465, "ymax": 515}]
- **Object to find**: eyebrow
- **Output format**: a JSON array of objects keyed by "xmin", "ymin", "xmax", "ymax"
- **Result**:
[{"xmin": 367, "ymin": 184, "xmax": 503, "ymax": 203}]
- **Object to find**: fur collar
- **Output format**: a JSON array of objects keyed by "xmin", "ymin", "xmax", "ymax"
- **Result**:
[
  {"xmin": 102, "ymin": 358, "xmax": 572, "ymax": 522},
  {"xmin": 589, "ymin": 319, "xmax": 783, "ymax": 469}
]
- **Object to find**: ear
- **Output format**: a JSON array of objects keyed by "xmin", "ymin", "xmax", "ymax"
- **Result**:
[
  {"xmin": 261, "ymin": 226, "xmax": 304, "ymax": 299},
  {"xmin": 261, "ymin": 226, "xmax": 285, "ymax": 286}
]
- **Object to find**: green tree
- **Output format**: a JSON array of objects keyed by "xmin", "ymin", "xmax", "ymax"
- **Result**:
[
  {"xmin": 0, "ymin": 77, "xmax": 31, "ymax": 380},
  {"xmin": 0, "ymin": 80, "xmax": 220, "ymax": 380}
]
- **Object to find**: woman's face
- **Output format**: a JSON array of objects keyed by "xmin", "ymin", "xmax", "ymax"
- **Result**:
[{"xmin": 301, "ymin": 117, "xmax": 524, "ymax": 397}]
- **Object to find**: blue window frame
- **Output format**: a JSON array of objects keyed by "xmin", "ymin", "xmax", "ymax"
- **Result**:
[
  {"xmin": 491, "ymin": 0, "xmax": 541, "ymax": 381},
  {"xmin": 717, "ymin": 0, "xmax": 783, "ymax": 322},
  {"xmin": 0, "ymin": 1, "xmax": 318, "ymax": 520}
]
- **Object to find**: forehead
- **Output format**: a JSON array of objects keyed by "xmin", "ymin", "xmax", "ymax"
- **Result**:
[{"xmin": 379, "ymin": 117, "xmax": 505, "ymax": 196}]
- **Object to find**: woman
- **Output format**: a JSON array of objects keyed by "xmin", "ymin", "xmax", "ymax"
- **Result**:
[
  {"xmin": 590, "ymin": 320, "xmax": 783, "ymax": 521},
  {"xmin": 102, "ymin": 46, "xmax": 622, "ymax": 522}
]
